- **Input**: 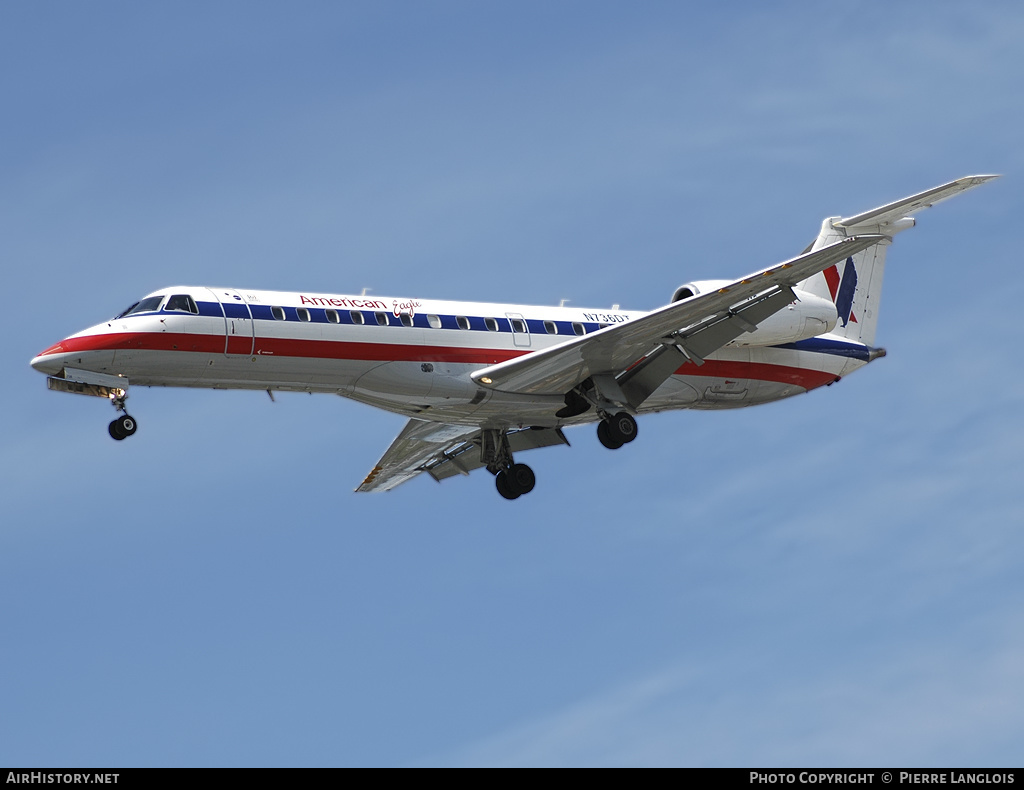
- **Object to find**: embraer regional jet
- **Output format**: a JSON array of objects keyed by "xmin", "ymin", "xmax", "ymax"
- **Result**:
[{"xmin": 31, "ymin": 176, "xmax": 996, "ymax": 499}]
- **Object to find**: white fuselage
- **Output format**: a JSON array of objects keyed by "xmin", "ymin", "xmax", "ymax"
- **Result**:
[{"xmin": 31, "ymin": 286, "xmax": 870, "ymax": 428}]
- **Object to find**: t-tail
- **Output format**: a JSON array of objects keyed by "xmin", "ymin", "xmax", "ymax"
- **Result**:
[{"xmin": 798, "ymin": 175, "xmax": 999, "ymax": 346}]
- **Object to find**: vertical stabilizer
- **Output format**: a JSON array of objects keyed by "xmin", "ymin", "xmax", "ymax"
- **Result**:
[
  {"xmin": 797, "ymin": 175, "xmax": 998, "ymax": 346},
  {"xmin": 799, "ymin": 219, "xmax": 896, "ymax": 346}
]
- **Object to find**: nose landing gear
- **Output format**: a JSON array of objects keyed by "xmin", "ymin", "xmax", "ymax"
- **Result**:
[
  {"xmin": 107, "ymin": 391, "xmax": 138, "ymax": 441},
  {"xmin": 108, "ymin": 414, "xmax": 137, "ymax": 440}
]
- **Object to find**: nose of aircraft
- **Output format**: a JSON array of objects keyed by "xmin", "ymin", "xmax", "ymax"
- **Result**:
[{"xmin": 30, "ymin": 344, "xmax": 65, "ymax": 376}]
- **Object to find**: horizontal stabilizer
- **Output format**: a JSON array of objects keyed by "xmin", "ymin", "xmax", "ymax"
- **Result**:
[{"xmin": 835, "ymin": 175, "xmax": 999, "ymax": 231}]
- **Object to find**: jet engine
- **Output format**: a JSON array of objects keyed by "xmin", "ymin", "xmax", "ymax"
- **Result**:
[
  {"xmin": 670, "ymin": 280, "xmax": 731, "ymax": 303},
  {"xmin": 670, "ymin": 280, "xmax": 838, "ymax": 346}
]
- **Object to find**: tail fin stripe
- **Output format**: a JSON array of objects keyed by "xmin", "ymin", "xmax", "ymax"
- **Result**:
[
  {"xmin": 835, "ymin": 257, "xmax": 858, "ymax": 327},
  {"xmin": 823, "ymin": 265, "xmax": 841, "ymax": 301}
]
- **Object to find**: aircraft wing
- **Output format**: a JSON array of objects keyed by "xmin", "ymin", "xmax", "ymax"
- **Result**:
[
  {"xmin": 357, "ymin": 419, "xmax": 569, "ymax": 492},
  {"xmin": 470, "ymin": 235, "xmax": 883, "ymax": 398},
  {"xmin": 357, "ymin": 420, "xmax": 481, "ymax": 492}
]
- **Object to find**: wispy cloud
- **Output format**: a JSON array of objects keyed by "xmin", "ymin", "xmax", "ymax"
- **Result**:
[{"xmin": 438, "ymin": 614, "xmax": 1024, "ymax": 766}]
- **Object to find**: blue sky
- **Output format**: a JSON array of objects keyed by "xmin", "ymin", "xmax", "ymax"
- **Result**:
[{"xmin": 2, "ymin": 1, "xmax": 1023, "ymax": 767}]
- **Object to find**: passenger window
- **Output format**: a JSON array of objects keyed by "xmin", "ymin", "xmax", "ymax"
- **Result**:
[
  {"xmin": 510, "ymin": 318, "xmax": 526, "ymax": 334},
  {"xmin": 572, "ymin": 322, "xmax": 585, "ymax": 336},
  {"xmin": 427, "ymin": 314, "xmax": 441, "ymax": 329},
  {"xmin": 326, "ymin": 309, "xmax": 340, "ymax": 324},
  {"xmin": 399, "ymin": 313, "xmax": 414, "ymax": 327},
  {"xmin": 297, "ymin": 308, "xmax": 311, "ymax": 322},
  {"xmin": 350, "ymin": 311, "xmax": 365, "ymax": 325},
  {"xmin": 485, "ymin": 317, "xmax": 499, "ymax": 332},
  {"xmin": 272, "ymin": 306, "xmax": 286, "ymax": 321},
  {"xmin": 375, "ymin": 312, "xmax": 389, "ymax": 326},
  {"xmin": 166, "ymin": 294, "xmax": 198, "ymax": 314},
  {"xmin": 544, "ymin": 321, "xmax": 558, "ymax": 335},
  {"xmin": 456, "ymin": 316, "xmax": 470, "ymax": 330}
]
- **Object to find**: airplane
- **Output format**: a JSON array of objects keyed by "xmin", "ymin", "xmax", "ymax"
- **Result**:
[{"xmin": 30, "ymin": 175, "xmax": 997, "ymax": 499}]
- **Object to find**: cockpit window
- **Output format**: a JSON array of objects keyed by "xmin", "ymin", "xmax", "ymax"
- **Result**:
[
  {"xmin": 116, "ymin": 296, "xmax": 164, "ymax": 318},
  {"xmin": 165, "ymin": 294, "xmax": 198, "ymax": 314}
]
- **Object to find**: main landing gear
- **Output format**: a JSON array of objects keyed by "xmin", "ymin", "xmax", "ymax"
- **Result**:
[
  {"xmin": 107, "ymin": 391, "xmax": 138, "ymax": 441},
  {"xmin": 560, "ymin": 377, "xmax": 639, "ymax": 452},
  {"xmin": 495, "ymin": 463, "xmax": 536, "ymax": 500},
  {"xmin": 481, "ymin": 429, "xmax": 536, "ymax": 500},
  {"xmin": 596, "ymin": 411, "xmax": 638, "ymax": 450}
]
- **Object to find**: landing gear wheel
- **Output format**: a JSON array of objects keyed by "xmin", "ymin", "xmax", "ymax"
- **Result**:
[
  {"xmin": 507, "ymin": 463, "xmax": 536, "ymax": 495},
  {"xmin": 109, "ymin": 419, "xmax": 126, "ymax": 440},
  {"xmin": 605, "ymin": 411, "xmax": 637, "ymax": 445},
  {"xmin": 495, "ymin": 470, "xmax": 520, "ymax": 500},
  {"xmin": 108, "ymin": 414, "xmax": 137, "ymax": 441},
  {"xmin": 495, "ymin": 463, "xmax": 535, "ymax": 499},
  {"xmin": 597, "ymin": 420, "xmax": 624, "ymax": 450},
  {"xmin": 119, "ymin": 415, "xmax": 137, "ymax": 437}
]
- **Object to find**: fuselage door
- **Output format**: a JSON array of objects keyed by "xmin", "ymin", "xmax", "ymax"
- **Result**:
[
  {"xmin": 210, "ymin": 289, "xmax": 255, "ymax": 356},
  {"xmin": 506, "ymin": 312, "xmax": 530, "ymax": 348}
]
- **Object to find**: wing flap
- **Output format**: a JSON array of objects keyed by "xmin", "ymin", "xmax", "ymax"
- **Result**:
[
  {"xmin": 356, "ymin": 420, "xmax": 569, "ymax": 492},
  {"xmin": 471, "ymin": 235, "xmax": 882, "ymax": 397},
  {"xmin": 426, "ymin": 428, "xmax": 569, "ymax": 482},
  {"xmin": 618, "ymin": 284, "xmax": 796, "ymax": 407},
  {"xmin": 357, "ymin": 419, "xmax": 480, "ymax": 492},
  {"xmin": 665, "ymin": 284, "xmax": 796, "ymax": 362}
]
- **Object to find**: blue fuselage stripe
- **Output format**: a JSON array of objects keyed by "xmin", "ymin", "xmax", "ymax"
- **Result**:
[
  {"xmin": 134, "ymin": 301, "xmax": 602, "ymax": 337},
  {"xmin": 774, "ymin": 338, "xmax": 870, "ymax": 360},
  {"xmin": 135, "ymin": 303, "xmax": 872, "ymax": 357}
]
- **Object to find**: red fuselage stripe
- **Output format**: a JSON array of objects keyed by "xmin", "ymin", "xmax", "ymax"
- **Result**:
[{"xmin": 41, "ymin": 331, "xmax": 838, "ymax": 389}]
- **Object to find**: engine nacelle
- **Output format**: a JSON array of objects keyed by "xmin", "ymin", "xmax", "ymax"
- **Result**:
[
  {"xmin": 671, "ymin": 280, "xmax": 731, "ymax": 302},
  {"xmin": 670, "ymin": 281, "xmax": 838, "ymax": 346}
]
